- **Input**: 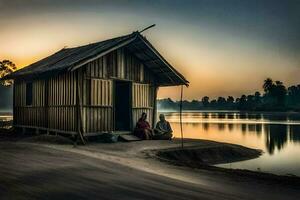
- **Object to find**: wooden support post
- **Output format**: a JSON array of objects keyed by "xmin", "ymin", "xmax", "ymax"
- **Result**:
[
  {"xmin": 152, "ymin": 86, "xmax": 158, "ymax": 128},
  {"xmin": 180, "ymin": 85, "xmax": 184, "ymax": 149},
  {"xmin": 76, "ymin": 70, "xmax": 86, "ymax": 145}
]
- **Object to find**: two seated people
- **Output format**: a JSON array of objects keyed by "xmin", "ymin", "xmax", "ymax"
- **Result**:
[{"xmin": 134, "ymin": 112, "xmax": 173, "ymax": 140}]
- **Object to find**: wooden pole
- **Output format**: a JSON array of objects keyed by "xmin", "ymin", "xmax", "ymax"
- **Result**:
[
  {"xmin": 76, "ymin": 70, "xmax": 86, "ymax": 145},
  {"xmin": 180, "ymin": 85, "xmax": 184, "ymax": 149},
  {"xmin": 152, "ymin": 86, "xmax": 158, "ymax": 128},
  {"xmin": 139, "ymin": 24, "xmax": 156, "ymax": 33}
]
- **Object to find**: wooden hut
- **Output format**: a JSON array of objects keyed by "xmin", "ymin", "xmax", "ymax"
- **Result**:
[{"xmin": 4, "ymin": 32, "xmax": 188, "ymax": 137}]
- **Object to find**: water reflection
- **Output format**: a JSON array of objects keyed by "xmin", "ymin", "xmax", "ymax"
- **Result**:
[
  {"xmin": 290, "ymin": 126, "xmax": 300, "ymax": 143},
  {"xmin": 228, "ymin": 123, "xmax": 234, "ymax": 131},
  {"xmin": 203, "ymin": 122, "xmax": 209, "ymax": 131},
  {"xmin": 162, "ymin": 111, "xmax": 300, "ymax": 155},
  {"xmin": 161, "ymin": 111, "xmax": 300, "ymax": 176},
  {"xmin": 203, "ymin": 112, "xmax": 209, "ymax": 119},
  {"xmin": 241, "ymin": 124, "xmax": 247, "ymax": 134},
  {"xmin": 264, "ymin": 124, "xmax": 288, "ymax": 154},
  {"xmin": 218, "ymin": 123, "xmax": 225, "ymax": 131}
]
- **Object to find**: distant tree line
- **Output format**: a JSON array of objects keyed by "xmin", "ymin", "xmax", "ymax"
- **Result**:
[{"xmin": 158, "ymin": 78, "xmax": 300, "ymax": 112}]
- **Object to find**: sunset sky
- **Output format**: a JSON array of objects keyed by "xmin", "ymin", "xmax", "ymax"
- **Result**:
[{"xmin": 0, "ymin": 0, "xmax": 299, "ymax": 100}]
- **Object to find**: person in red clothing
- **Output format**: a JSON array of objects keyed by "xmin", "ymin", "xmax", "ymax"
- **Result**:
[{"xmin": 134, "ymin": 112, "xmax": 153, "ymax": 140}]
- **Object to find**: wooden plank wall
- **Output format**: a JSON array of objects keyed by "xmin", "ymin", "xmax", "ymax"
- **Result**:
[
  {"xmin": 84, "ymin": 47, "xmax": 156, "ymax": 132},
  {"xmin": 14, "ymin": 80, "xmax": 46, "ymax": 127},
  {"xmin": 84, "ymin": 54, "xmax": 113, "ymax": 133},
  {"xmin": 132, "ymin": 83, "xmax": 155, "ymax": 128},
  {"xmin": 86, "ymin": 56, "xmax": 107, "ymax": 78},
  {"xmin": 87, "ymin": 47, "xmax": 155, "ymax": 83},
  {"xmin": 14, "ymin": 81, "xmax": 25, "ymax": 125},
  {"xmin": 48, "ymin": 71, "xmax": 77, "ymax": 131},
  {"xmin": 13, "ymin": 47, "xmax": 157, "ymax": 134},
  {"xmin": 83, "ymin": 78, "xmax": 113, "ymax": 133}
]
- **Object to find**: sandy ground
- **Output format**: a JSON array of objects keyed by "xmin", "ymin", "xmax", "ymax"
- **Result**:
[{"xmin": 0, "ymin": 138, "xmax": 300, "ymax": 200}]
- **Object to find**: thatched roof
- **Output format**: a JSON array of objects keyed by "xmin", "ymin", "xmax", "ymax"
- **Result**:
[{"xmin": 4, "ymin": 32, "xmax": 188, "ymax": 86}]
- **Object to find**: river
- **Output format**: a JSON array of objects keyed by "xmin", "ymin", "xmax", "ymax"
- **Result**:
[
  {"xmin": 161, "ymin": 110, "xmax": 300, "ymax": 177},
  {"xmin": 2, "ymin": 111, "xmax": 300, "ymax": 176}
]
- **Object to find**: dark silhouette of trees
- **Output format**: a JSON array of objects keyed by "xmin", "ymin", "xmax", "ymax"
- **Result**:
[
  {"xmin": 157, "ymin": 98, "xmax": 176, "ymax": 110},
  {"xmin": 217, "ymin": 97, "xmax": 226, "ymax": 107},
  {"xmin": 263, "ymin": 78, "xmax": 273, "ymax": 93},
  {"xmin": 157, "ymin": 78, "xmax": 298, "ymax": 111},
  {"xmin": 273, "ymin": 81, "xmax": 287, "ymax": 106},
  {"xmin": 238, "ymin": 95, "xmax": 247, "ymax": 110},
  {"xmin": 262, "ymin": 78, "xmax": 287, "ymax": 107},
  {"xmin": 226, "ymin": 96, "xmax": 235, "ymax": 108},
  {"xmin": 254, "ymin": 91, "xmax": 261, "ymax": 104},
  {"xmin": 0, "ymin": 60, "xmax": 16, "ymax": 86},
  {"xmin": 210, "ymin": 99, "xmax": 217, "ymax": 107},
  {"xmin": 202, "ymin": 96, "xmax": 210, "ymax": 107},
  {"xmin": 287, "ymin": 85, "xmax": 300, "ymax": 109},
  {"xmin": 227, "ymin": 96, "xmax": 234, "ymax": 104}
]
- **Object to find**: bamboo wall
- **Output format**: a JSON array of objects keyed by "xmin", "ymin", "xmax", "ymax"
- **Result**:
[
  {"xmin": 48, "ymin": 71, "xmax": 77, "ymax": 132},
  {"xmin": 13, "ymin": 47, "xmax": 157, "ymax": 134},
  {"xmin": 132, "ymin": 83, "xmax": 155, "ymax": 128},
  {"xmin": 14, "ymin": 80, "xmax": 46, "ymax": 127},
  {"xmin": 84, "ymin": 47, "xmax": 156, "ymax": 132},
  {"xmin": 83, "ymin": 78, "xmax": 113, "ymax": 133}
]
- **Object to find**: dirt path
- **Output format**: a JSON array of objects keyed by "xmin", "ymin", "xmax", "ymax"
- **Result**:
[{"xmin": 0, "ymin": 140, "xmax": 299, "ymax": 200}]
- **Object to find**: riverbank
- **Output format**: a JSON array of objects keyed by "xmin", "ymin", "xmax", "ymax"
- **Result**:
[
  {"xmin": 151, "ymin": 144, "xmax": 300, "ymax": 184},
  {"xmin": 1, "ymin": 133, "xmax": 300, "ymax": 199},
  {"xmin": 154, "ymin": 143, "xmax": 261, "ymax": 165}
]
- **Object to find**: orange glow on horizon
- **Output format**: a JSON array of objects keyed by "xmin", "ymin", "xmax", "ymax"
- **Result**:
[{"xmin": 1, "ymin": 13, "xmax": 299, "ymax": 100}]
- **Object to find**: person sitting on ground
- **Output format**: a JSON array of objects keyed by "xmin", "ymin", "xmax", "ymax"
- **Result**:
[
  {"xmin": 134, "ymin": 112, "xmax": 153, "ymax": 140},
  {"xmin": 153, "ymin": 114, "xmax": 173, "ymax": 140}
]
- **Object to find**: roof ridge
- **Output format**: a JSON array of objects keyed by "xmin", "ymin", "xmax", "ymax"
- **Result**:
[
  {"xmin": 65, "ymin": 32, "xmax": 135, "ymax": 49},
  {"xmin": 5, "ymin": 33, "xmax": 136, "ymax": 79},
  {"xmin": 3, "ymin": 31, "xmax": 188, "ymax": 87}
]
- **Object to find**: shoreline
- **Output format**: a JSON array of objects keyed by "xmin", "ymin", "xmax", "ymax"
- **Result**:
[
  {"xmin": 150, "ymin": 144, "xmax": 300, "ymax": 184},
  {"xmin": 158, "ymin": 109, "xmax": 300, "ymax": 114},
  {"xmin": 145, "ymin": 140, "xmax": 300, "ymax": 184},
  {"xmin": 1, "ymin": 134, "xmax": 300, "ymax": 199},
  {"xmin": 1, "ymin": 132, "xmax": 299, "ymax": 181}
]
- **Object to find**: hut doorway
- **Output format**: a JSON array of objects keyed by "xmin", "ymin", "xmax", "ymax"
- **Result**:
[{"xmin": 114, "ymin": 81, "xmax": 132, "ymax": 131}]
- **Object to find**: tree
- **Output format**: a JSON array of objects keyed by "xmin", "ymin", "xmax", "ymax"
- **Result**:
[
  {"xmin": 0, "ymin": 60, "xmax": 16, "ymax": 86},
  {"xmin": 189, "ymin": 100, "xmax": 201, "ymax": 110},
  {"xmin": 238, "ymin": 95, "xmax": 247, "ymax": 110},
  {"xmin": 227, "ymin": 96, "xmax": 234, "ymax": 104},
  {"xmin": 247, "ymin": 95, "xmax": 254, "ymax": 102},
  {"xmin": 210, "ymin": 99, "xmax": 217, "ymax": 107},
  {"xmin": 157, "ymin": 98, "xmax": 177, "ymax": 110},
  {"xmin": 226, "ymin": 96, "xmax": 235, "ymax": 109},
  {"xmin": 263, "ymin": 78, "xmax": 273, "ymax": 93},
  {"xmin": 246, "ymin": 95, "xmax": 255, "ymax": 109},
  {"xmin": 217, "ymin": 97, "xmax": 226, "ymax": 107},
  {"xmin": 254, "ymin": 91, "xmax": 262, "ymax": 108},
  {"xmin": 273, "ymin": 81, "xmax": 287, "ymax": 106},
  {"xmin": 262, "ymin": 78, "xmax": 287, "ymax": 107},
  {"xmin": 287, "ymin": 85, "xmax": 300, "ymax": 106},
  {"xmin": 254, "ymin": 91, "xmax": 261, "ymax": 101},
  {"xmin": 201, "ymin": 96, "xmax": 210, "ymax": 107}
]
